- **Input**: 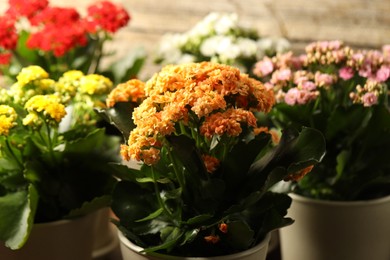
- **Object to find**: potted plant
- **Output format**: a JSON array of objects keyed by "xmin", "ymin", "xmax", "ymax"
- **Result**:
[
  {"xmin": 0, "ymin": 0, "xmax": 145, "ymax": 85},
  {"xmin": 154, "ymin": 12, "xmax": 290, "ymax": 73},
  {"xmin": 0, "ymin": 1, "xmax": 146, "ymax": 258},
  {"xmin": 98, "ymin": 61, "xmax": 326, "ymax": 259},
  {"xmin": 0, "ymin": 65, "xmax": 121, "ymax": 260},
  {"xmin": 253, "ymin": 41, "xmax": 390, "ymax": 260}
]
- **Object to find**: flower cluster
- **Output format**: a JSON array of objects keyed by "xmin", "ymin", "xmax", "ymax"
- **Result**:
[
  {"xmin": 115, "ymin": 62, "xmax": 275, "ymax": 166},
  {"xmin": 0, "ymin": 65, "xmax": 120, "ymax": 250},
  {"xmin": 253, "ymin": 41, "xmax": 390, "ymax": 200},
  {"xmin": 0, "ymin": 0, "xmax": 142, "ymax": 85},
  {"xmin": 154, "ymin": 12, "xmax": 290, "ymax": 72},
  {"xmin": 99, "ymin": 62, "xmax": 325, "ymax": 257}
]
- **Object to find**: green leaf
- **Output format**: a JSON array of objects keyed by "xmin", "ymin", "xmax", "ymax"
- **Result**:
[
  {"xmin": 136, "ymin": 208, "xmax": 164, "ymax": 222},
  {"xmin": 220, "ymin": 134, "xmax": 271, "ymax": 191},
  {"xmin": 15, "ymin": 31, "xmax": 39, "ymax": 64},
  {"xmin": 95, "ymin": 102, "xmax": 137, "ymax": 141},
  {"xmin": 65, "ymin": 195, "xmax": 111, "ymax": 218},
  {"xmin": 62, "ymin": 128, "xmax": 105, "ymax": 154},
  {"xmin": 111, "ymin": 181, "xmax": 157, "ymax": 230},
  {"xmin": 184, "ymin": 214, "xmax": 213, "ymax": 225},
  {"xmin": 224, "ymin": 220, "xmax": 255, "ymax": 250},
  {"xmin": 180, "ymin": 229, "xmax": 199, "ymax": 246},
  {"xmin": 0, "ymin": 184, "xmax": 38, "ymax": 249},
  {"xmin": 166, "ymin": 135, "xmax": 209, "ymax": 180},
  {"xmin": 143, "ymin": 226, "xmax": 184, "ymax": 253},
  {"xmin": 246, "ymin": 127, "xmax": 326, "ymax": 193},
  {"xmin": 326, "ymin": 105, "xmax": 369, "ymax": 140}
]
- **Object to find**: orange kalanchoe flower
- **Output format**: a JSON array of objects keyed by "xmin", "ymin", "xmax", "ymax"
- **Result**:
[
  {"xmin": 219, "ymin": 223, "xmax": 228, "ymax": 234},
  {"xmin": 204, "ymin": 235, "xmax": 220, "ymax": 244},
  {"xmin": 284, "ymin": 165, "xmax": 314, "ymax": 181},
  {"xmin": 117, "ymin": 62, "xmax": 275, "ymax": 165},
  {"xmin": 202, "ymin": 154, "xmax": 220, "ymax": 173},
  {"xmin": 106, "ymin": 79, "xmax": 145, "ymax": 107}
]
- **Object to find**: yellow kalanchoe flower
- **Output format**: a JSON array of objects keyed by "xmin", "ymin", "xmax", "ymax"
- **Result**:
[
  {"xmin": 78, "ymin": 74, "xmax": 113, "ymax": 95},
  {"xmin": 56, "ymin": 70, "xmax": 84, "ymax": 98},
  {"xmin": 22, "ymin": 113, "xmax": 40, "ymax": 127},
  {"xmin": 24, "ymin": 94, "xmax": 67, "ymax": 124},
  {"xmin": 16, "ymin": 65, "xmax": 49, "ymax": 87},
  {"xmin": 0, "ymin": 105, "xmax": 17, "ymax": 136}
]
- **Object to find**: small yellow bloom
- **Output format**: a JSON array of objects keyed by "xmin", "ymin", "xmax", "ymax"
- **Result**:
[
  {"xmin": 79, "ymin": 74, "xmax": 113, "ymax": 95},
  {"xmin": 16, "ymin": 66, "xmax": 49, "ymax": 87},
  {"xmin": 24, "ymin": 94, "xmax": 67, "ymax": 123},
  {"xmin": 34, "ymin": 78, "xmax": 56, "ymax": 92},
  {"xmin": 56, "ymin": 70, "xmax": 84, "ymax": 97},
  {"xmin": 0, "ymin": 105, "xmax": 17, "ymax": 135},
  {"xmin": 61, "ymin": 70, "xmax": 84, "ymax": 81},
  {"xmin": 22, "ymin": 113, "xmax": 40, "ymax": 127}
]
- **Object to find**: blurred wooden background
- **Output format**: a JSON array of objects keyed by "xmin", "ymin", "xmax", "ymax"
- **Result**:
[{"xmin": 1, "ymin": 0, "xmax": 389, "ymax": 79}]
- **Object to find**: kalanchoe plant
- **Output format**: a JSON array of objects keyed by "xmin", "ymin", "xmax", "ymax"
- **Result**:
[
  {"xmin": 253, "ymin": 41, "xmax": 390, "ymax": 201},
  {"xmin": 0, "ymin": 0, "xmax": 145, "ymax": 85},
  {"xmin": 154, "ymin": 12, "xmax": 290, "ymax": 73},
  {"xmin": 98, "ymin": 62, "xmax": 325, "ymax": 257},
  {"xmin": 0, "ymin": 65, "xmax": 121, "ymax": 250}
]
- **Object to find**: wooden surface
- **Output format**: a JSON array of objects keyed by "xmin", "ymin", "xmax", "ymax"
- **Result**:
[{"xmin": 0, "ymin": 0, "xmax": 389, "ymax": 79}]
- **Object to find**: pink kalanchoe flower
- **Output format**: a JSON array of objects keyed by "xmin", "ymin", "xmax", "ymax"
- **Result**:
[
  {"xmin": 362, "ymin": 92, "xmax": 378, "ymax": 107},
  {"xmin": 253, "ymin": 58, "xmax": 274, "ymax": 77},
  {"xmin": 358, "ymin": 65, "xmax": 373, "ymax": 79},
  {"xmin": 284, "ymin": 88, "xmax": 299, "ymax": 105},
  {"xmin": 339, "ymin": 66, "xmax": 354, "ymax": 80},
  {"xmin": 263, "ymin": 82, "xmax": 274, "ymax": 91},
  {"xmin": 276, "ymin": 68, "xmax": 292, "ymax": 81},
  {"xmin": 301, "ymin": 81, "xmax": 316, "ymax": 91},
  {"xmin": 314, "ymin": 72, "xmax": 335, "ymax": 87},
  {"xmin": 375, "ymin": 65, "xmax": 390, "ymax": 82},
  {"xmin": 296, "ymin": 89, "xmax": 318, "ymax": 105}
]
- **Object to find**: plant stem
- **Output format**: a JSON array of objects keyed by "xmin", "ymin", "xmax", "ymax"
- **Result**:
[
  {"xmin": 88, "ymin": 36, "xmax": 105, "ymax": 74},
  {"xmin": 151, "ymin": 167, "xmax": 175, "ymax": 222},
  {"xmin": 43, "ymin": 121, "xmax": 58, "ymax": 164},
  {"xmin": 5, "ymin": 139, "xmax": 23, "ymax": 169},
  {"xmin": 167, "ymin": 144, "xmax": 185, "ymax": 189}
]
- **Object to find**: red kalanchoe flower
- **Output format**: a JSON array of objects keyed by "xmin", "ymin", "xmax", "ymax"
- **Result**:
[
  {"xmin": 0, "ymin": 16, "xmax": 18, "ymax": 50},
  {"xmin": 27, "ymin": 23, "xmax": 87, "ymax": 57},
  {"xmin": 0, "ymin": 52, "xmax": 12, "ymax": 65},
  {"xmin": 6, "ymin": 0, "xmax": 48, "ymax": 19},
  {"xmin": 84, "ymin": 1, "xmax": 130, "ymax": 33},
  {"xmin": 29, "ymin": 6, "xmax": 80, "ymax": 26}
]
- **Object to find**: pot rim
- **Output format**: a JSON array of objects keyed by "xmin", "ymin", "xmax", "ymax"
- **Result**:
[
  {"xmin": 34, "ymin": 213, "xmax": 93, "ymax": 228},
  {"xmin": 289, "ymin": 193, "xmax": 390, "ymax": 207},
  {"xmin": 118, "ymin": 230, "xmax": 271, "ymax": 260}
]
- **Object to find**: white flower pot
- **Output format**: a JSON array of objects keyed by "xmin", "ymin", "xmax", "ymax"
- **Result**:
[
  {"xmin": 118, "ymin": 230, "xmax": 270, "ymax": 260},
  {"xmin": 92, "ymin": 207, "xmax": 119, "ymax": 259},
  {"xmin": 279, "ymin": 193, "xmax": 390, "ymax": 260},
  {"xmin": 0, "ymin": 213, "xmax": 96, "ymax": 260}
]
